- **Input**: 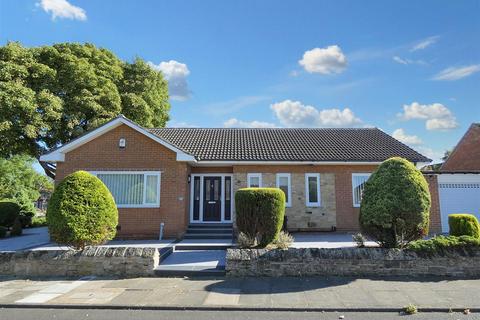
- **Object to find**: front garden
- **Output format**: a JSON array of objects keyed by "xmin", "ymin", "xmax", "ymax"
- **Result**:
[{"xmin": 233, "ymin": 157, "xmax": 480, "ymax": 260}]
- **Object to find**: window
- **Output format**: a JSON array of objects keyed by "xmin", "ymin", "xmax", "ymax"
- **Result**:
[
  {"xmin": 305, "ymin": 173, "xmax": 321, "ymax": 207},
  {"xmin": 93, "ymin": 171, "xmax": 161, "ymax": 208},
  {"xmin": 247, "ymin": 173, "xmax": 262, "ymax": 188},
  {"xmin": 276, "ymin": 173, "xmax": 291, "ymax": 207},
  {"xmin": 352, "ymin": 173, "xmax": 371, "ymax": 207}
]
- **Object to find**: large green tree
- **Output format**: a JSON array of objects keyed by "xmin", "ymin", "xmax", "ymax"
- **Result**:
[
  {"xmin": 0, "ymin": 42, "xmax": 170, "ymax": 178},
  {"xmin": 0, "ymin": 155, "xmax": 53, "ymax": 214}
]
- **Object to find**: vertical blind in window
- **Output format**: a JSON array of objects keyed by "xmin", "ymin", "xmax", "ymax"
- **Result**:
[
  {"xmin": 352, "ymin": 174, "xmax": 370, "ymax": 206},
  {"xmin": 96, "ymin": 172, "xmax": 160, "ymax": 207}
]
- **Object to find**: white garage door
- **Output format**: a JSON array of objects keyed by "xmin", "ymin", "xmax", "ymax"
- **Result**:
[{"xmin": 438, "ymin": 174, "xmax": 480, "ymax": 233}]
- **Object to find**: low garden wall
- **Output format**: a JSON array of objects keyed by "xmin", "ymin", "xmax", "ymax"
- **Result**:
[
  {"xmin": 0, "ymin": 247, "xmax": 159, "ymax": 278},
  {"xmin": 226, "ymin": 247, "xmax": 480, "ymax": 277}
]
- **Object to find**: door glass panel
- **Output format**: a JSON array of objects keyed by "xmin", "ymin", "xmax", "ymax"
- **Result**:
[
  {"xmin": 225, "ymin": 178, "xmax": 231, "ymax": 201},
  {"xmin": 205, "ymin": 179, "xmax": 211, "ymax": 201},
  {"xmin": 193, "ymin": 176, "xmax": 200, "ymax": 220},
  {"xmin": 225, "ymin": 177, "xmax": 231, "ymax": 220},
  {"xmin": 214, "ymin": 179, "xmax": 220, "ymax": 201}
]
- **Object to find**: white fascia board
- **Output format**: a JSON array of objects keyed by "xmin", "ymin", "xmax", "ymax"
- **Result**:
[
  {"xmin": 194, "ymin": 161, "xmax": 383, "ymax": 166},
  {"xmin": 39, "ymin": 116, "xmax": 195, "ymax": 163}
]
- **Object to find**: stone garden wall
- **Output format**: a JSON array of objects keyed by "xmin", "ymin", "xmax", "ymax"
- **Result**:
[
  {"xmin": 226, "ymin": 247, "xmax": 480, "ymax": 277},
  {"xmin": 0, "ymin": 247, "xmax": 159, "ymax": 278}
]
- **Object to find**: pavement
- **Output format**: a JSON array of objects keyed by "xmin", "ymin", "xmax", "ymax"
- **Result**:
[
  {"xmin": 291, "ymin": 232, "xmax": 377, "ymax": 248},
  {"xmin": 0, "ymin": 276, "xmax": 479, "ymax": 311},
  {"xmin": 0, "ymin": 309, "xmax": 478, "ymax": 320}
]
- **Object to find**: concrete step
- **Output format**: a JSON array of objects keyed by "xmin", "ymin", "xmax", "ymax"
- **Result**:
[
  {"xmin": 186, "ymin": 228, "xmax": 232, "ymax": 234},
  {"xmin": 188, "ymin": 223, "xmax": 233, "ymax": 228},
  {"xmin": 154, "ymin": 250, "xmax": 226, "ymax": 277},
  {"xmin": 183, "ymin": 234, "xmax": 233, "ymax": 240},
  {"xmin": 174, "ymin": 239, "xmax": 234, "ymax": 251}
]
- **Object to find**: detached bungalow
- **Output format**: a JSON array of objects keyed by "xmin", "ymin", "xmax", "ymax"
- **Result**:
[{"xmin": 41, "ymin": 115, "xmax": 437, "ymax": 239}]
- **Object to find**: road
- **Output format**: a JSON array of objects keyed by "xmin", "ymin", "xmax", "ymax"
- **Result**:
[{"xmin": 0, "ymin": 309, "xmax": 478, "ymax": 320}]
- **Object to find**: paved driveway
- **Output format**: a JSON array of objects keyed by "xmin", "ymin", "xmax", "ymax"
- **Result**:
[{"xmin": 0, "ymin": 227, "xmax": 50, "ymax": 251}]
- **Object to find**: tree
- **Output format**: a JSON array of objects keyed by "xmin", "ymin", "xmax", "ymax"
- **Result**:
[
  {"xmin": 47, "ymin": 171, "xmax": 118, "ymax": 249},
  {"xmin": 0, "ymin": 155, "xmax": 53, "ymax": 215},
  {"xmin": 359, "ymin": 157, "xmax": 431, "ymax": 248},
  {"xmin": 0, "ymin": 42, "xmax": 170, "ymax": 178}
]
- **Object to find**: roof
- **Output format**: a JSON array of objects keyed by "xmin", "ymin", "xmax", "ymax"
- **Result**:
[{"xmin": 148, "ymin": 127, "xmax": 431, "ymax": 163}]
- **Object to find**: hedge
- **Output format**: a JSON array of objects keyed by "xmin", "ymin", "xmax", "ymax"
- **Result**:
[
  {"xmin": 0, "ymin": 200, "xmax": 21, "ymax": 228},
  {"xmin": 408, "ymin": 235, "xmax": 480, "ymax": 255},
  {"xmin": 359, "ymin": 157, "xmax": 431, "ymax": 248},
  {"xmin": 47, "ymin": 171, "xmax": 118, "ymax": 249},
  {"xmin": 449, "ymin": 214, "xmax": 480, "ymax": 238},
  {"xmin": 235, "ymin": 188, "xmax": 285, "ymax": 247}
]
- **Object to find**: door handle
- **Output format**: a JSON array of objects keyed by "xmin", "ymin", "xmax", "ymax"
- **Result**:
[{"xmin": 208, "ymin": 201, "xmax": 216, "ymax": 204}]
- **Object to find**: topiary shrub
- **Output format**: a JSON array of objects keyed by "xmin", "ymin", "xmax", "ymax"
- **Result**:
[
  {"xmin": 235, "ymin": 188, "xmax": 285, "ymax": 247},
  {"xmin": 359, "ymin": 157, "xmax": 431, "ymax": 248},
  {"xmin": 47, "ymin": 171, "xmax": 118, "ymax": 249},
  {"xmin": 449, "ymin": 214, "xmax": 480, "ymax": 238},
  {"xmin": 10, "ymin": 217, "xmax": 22, "ymax": 236},
  {"xmin": 0, "ymin": 200, "xmax": 21, "ymax": 228}
]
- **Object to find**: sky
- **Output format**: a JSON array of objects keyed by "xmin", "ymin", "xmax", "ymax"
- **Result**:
[{"xmin": 1, "ymin": 0, "xmax": 480, "ymax": 164}]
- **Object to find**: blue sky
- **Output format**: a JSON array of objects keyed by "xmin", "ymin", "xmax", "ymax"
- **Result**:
[{"xmin": 1, "ymin": 0, "xmax": 479, "ymax": 163}]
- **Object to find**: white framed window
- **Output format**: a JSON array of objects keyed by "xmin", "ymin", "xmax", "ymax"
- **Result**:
[
  {"xmin": 276, "ymin": 173, "xmax": 291, "ymax": 207},
  {"xmin": 247, "ymin": 173, "xmax": 262, "ymax": 188},
  {"xmin": 91, "ymin": 171, "xmax": 161, "ymax": 208},
  {"xmin": 305, "ymin": 173, "xmax": 321, "ymax": 207},
  {"xmin": 352, "ymin": 173, "xmax": 371, "ymax": 207}
]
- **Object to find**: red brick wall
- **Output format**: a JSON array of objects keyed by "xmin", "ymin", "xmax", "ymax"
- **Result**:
[
  {"xmin": 441, "ymin": 124, "xmax": 480, "ymax": 171},
  {"xmin": 232, "ymin": 164, "xmax": 378, "ymax": 231},
  {"xmin": 55, "ymin": 124, "xmax": 190, "ymax": 239},
  {"xmin": 424, "ymin": 174, "xmax": 442, "ymax": 234}
]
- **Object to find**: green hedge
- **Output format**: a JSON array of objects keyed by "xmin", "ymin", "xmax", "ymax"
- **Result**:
[
  {"xmin": 47, "ymin": 171, "xmax": 118, "ymax": 249},
  {"xmin": 235, "ymin": 188, "xmax": 285, "ymax": 247},
  {"xmin": 449, "ymin": 214, "xmax": 480, "ymax": 238},
  {"xmin": 359, "ymin": 157, "xmax": 431, "ymax": 248},
  {"xmin": 408, "ymin": 235, "xmax": 480, "ymax": 255},
  {"xmin": 0, "ymin": 200, "xmax": 21, "ymax": 228}
]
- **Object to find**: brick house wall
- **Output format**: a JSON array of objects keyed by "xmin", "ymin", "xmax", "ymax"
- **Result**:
[
  {"xmin": 55, "ymin": 124, "xmax": 190, "ymax": 239},
  {"xmin": 441, "ymin": 123, "xmax": 480, "ymax": 171}
]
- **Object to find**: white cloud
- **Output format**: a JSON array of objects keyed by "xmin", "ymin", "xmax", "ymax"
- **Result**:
[
  {"xmin": 167, "ymin": 120, "xmax": 198, "ymax": 128},
  {"xmin": 398, "ymin": 102, "xmax": 459, "ymax": 131},
  {"xmin": 392, "ymin": 128, "xmax": 422, "ymax": 145},
  {"xmin": 416, "ymin": 146, "xmax": 444, "ymax": 163},
  {"xmin": 298, "ymin": 45, "xmax": 347, "ymax": 75},
  {"xmin": 432, "ymin": 64, "xmax": 480, "ymax": 81},
  {"xmin": 270, "ymin": 100, "xmax": 362, "ymax": 127},
  {"xmin": 393, "ymin": 56, "xmax": 427, "ymax": 66},
  {"xmin": 38, "ymin": 0, "xmax": 86, "ymax": 21},
  {"xmin": 148, "ymin": 60, "xmax": 191, "ymax": 101},
  {"xmin": 410, "ymin": 36, "xmax": 439, "ymax": 51},
  {"xmin": 223, "ymin": 118, "xmax": 277, "ymax": 128}
]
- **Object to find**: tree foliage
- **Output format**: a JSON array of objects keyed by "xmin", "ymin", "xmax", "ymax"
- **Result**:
[
  {"xmin": 0, "ymin": 155, "xmax": 53, "ymax": 215},
  {"xmin": 359, "ymin": 157, "xmax": 431, "ymax": 248},
  {"xmin": 0, "ymin": 42, "xmax": 170, "ymax": 177},
  {"xmin": 47, "ymin": 171, "xmax": 118, "ymax": 249}
]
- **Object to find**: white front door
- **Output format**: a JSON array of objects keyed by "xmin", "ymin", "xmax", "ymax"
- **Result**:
[
  {"xmin": 438, "ymin": 174, "xmax": 480, "ymax": 233},
  {"xmin": 190, "ymin": 174, "xmax": 233, "ymax": 223}
]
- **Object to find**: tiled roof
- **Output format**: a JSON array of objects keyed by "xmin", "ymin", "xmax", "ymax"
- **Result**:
[{"xmin": 148, "ymin": 127, "xmax": 431, "ymax": 163}]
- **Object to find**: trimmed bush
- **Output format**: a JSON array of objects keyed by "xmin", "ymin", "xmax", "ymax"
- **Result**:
[
  {"xmin": 47, "ymin": 171, "xmax": 118, "ymax": 249},
  {"xmin": 235, "ymin": 188, "xmax": 285, "ymax": 247},
  {"xmin": 448, "ymin": 214, "xmax": 480, "ymax": 238},
  {"xmin": 31, "ymin": 216, "xmax": 47, "ymax": 228},
  {"xmin": 0, "ymin": 226, "xmax": 7, "ymax": 238},
  {"xmin": 359, "ymin": 157, "xmax": 431, "ymax": 248},
  {"xmin": 407, "ymin": 235, "xmax": 480, "ymax": 255},
  {"xmin": 19, "ymin": 211, "xmax": 35, "ymax": 228},
  {"xmin": 10, "ymin": 217, "xmax": 22, "ymax": 236},
  {"xmin": 0, "ymin": 200, "xmax": 21, "ymax": 228}
]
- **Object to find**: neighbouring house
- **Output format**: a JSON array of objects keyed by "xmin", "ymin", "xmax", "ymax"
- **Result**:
[
  {"xmin": 40, "ymin": 115, "xmax": 439, "ymax": 239},
  {"xmin": 432, "ymin": 123, "xmax": 480, "ymax": 232}
]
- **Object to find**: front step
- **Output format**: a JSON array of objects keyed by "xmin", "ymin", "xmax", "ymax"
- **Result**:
[
  {"xmin": 183, "ymin": 233, "xmax": 233, "ymax": 240},
  {"xmin": 155, "ymin": 250, "xmax": 226, "ymax": 277},
  {"xmin": 186, "ymin": 228, "xmax": 232, "ymax": 234}
]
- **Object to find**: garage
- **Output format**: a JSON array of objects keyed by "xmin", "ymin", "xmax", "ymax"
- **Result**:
[{"xmin": 438, "ymin": 174, "xmax": 480, "ymax": 233}]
